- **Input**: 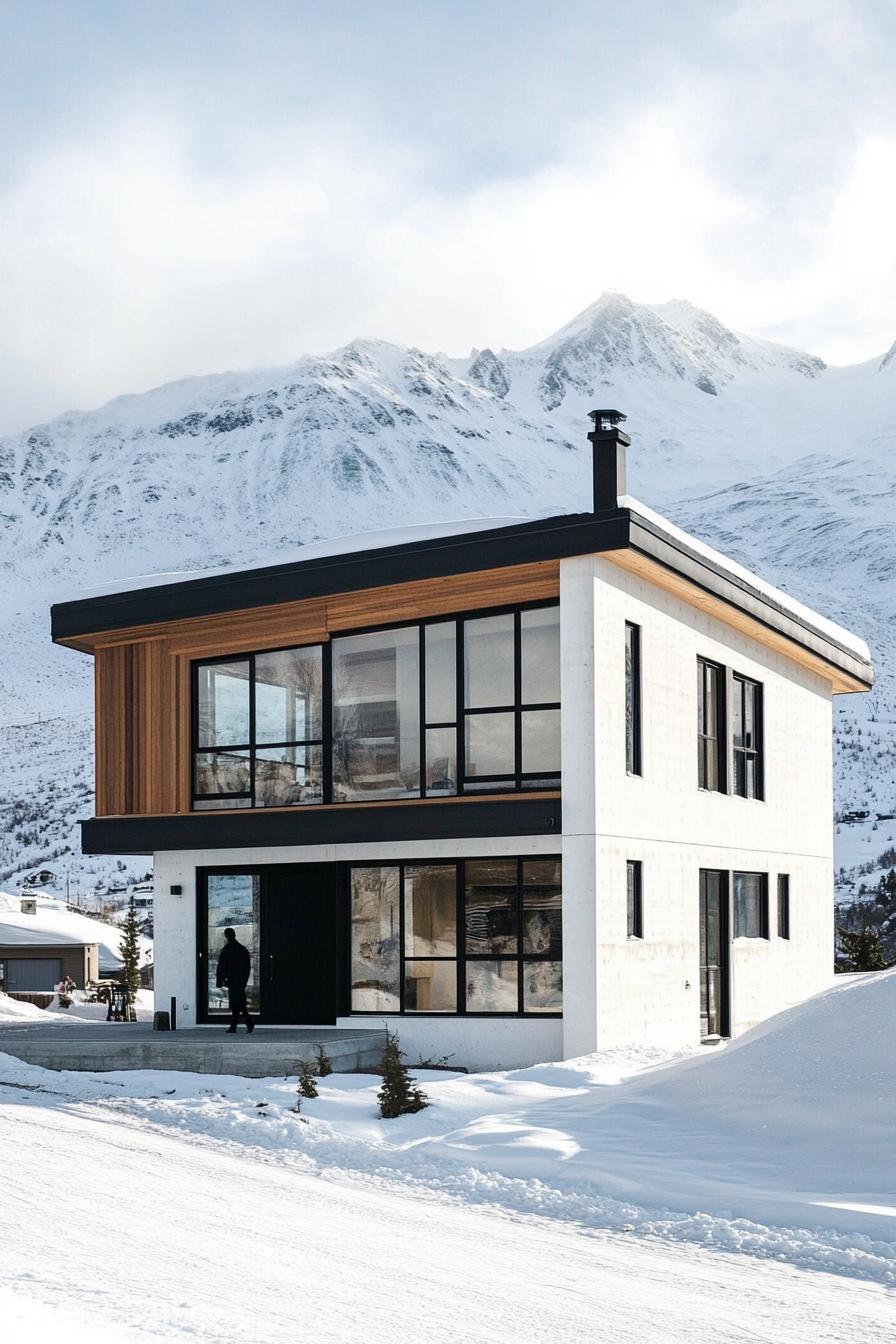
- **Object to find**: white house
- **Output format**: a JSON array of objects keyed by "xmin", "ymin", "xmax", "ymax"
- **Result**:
[{"xmin": 51, "ymin": 412, "xmax": 873, "ymax": 1069}]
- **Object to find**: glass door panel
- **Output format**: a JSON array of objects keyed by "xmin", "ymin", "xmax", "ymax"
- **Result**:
[{"xmin": 205, "ymin": 872, "xmax": 260, "ymax": 1014}]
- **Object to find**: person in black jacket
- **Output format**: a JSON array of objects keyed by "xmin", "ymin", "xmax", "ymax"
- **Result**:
[{"xmin": 216, "ymin": 927, "xmax": 255, "ymax": 1033}]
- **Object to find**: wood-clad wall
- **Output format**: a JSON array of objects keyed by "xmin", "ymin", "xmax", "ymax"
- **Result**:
[{"xmin": 87, "ymin": 561, "xmax": 560, "ymax": 817}]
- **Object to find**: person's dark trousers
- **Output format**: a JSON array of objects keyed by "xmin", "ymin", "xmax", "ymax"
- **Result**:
[{"xmin": 227, "ymin": 985, "xmax": 254, "ymax": 1032}]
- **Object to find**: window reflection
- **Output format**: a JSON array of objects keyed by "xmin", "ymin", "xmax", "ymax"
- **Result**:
[
  {"xmin": 404, "ymin": 865, "xmax": 457, "ymax": 956},
  {"xmin": 521, "ymin": 708, "xmax": 560, "ymax": 774},
  {"xmin": 333, "ymin": 628, "xmax": 420, "ymax": 801},
  {"xmin": 520, "ymin": 607, "xmax": 560, "ymax": 704},
  {"xmin": 197, "ymin": 661, "xmax": 250, "ymax": 748},
  {"xmin": 464, "ymin": 613, "xmax": 514, "ymax": 708},
  {"xmin": 465, "ymin": 859, "xmax": 518, "ymax": 954},
  {"xmin": 206, "ymin": 873, "xmax": 259, "ymax": 1014},
  {"xmin": 255, "ymin": 647, "xmax": 322, "ymax": 745},
  {"xmin": 465, "ymin": 712, "xmax": 515, "ymax": 779},
  {"xmin": 350, "ymin": 867, "xmax": 400, "ymax": 1010}
]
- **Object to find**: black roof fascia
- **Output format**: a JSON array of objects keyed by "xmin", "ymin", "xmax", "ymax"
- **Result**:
[
  {"xmin": 51, "ymin": 509, "xmax": 630, "ymax": 641},
  {"xmin": 627, "ymin": 511, "xmax": 873, "ymax": 689},
  {"xmin": 79, "ymin": 796, "xmax": 563, "ymax": 855}
]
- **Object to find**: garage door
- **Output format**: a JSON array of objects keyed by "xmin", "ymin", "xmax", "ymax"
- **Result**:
[{"xmin": 6, "ymin": 958, "xmax": 63, "ymax": 992}]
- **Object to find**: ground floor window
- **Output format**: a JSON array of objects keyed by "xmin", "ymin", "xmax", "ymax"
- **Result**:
[
  {"xmin": 733, "ymin": 871, "xmax": 769, "ymax": 939},
  {"xmin": 350, "ymin": 857, "xmax": 562, "ymax": 1016}
]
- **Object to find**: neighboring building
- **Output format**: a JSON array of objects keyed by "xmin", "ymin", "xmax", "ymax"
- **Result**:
[
  {"xmin": 0, "ymin": 900, "xmax": 99, "ymax": 992},
  {"xmin": 50, "ymin": 414, "xmax": 873, "ymax": 1069}
]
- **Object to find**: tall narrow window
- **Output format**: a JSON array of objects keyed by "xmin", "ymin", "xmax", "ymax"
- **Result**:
[
  {"xmin": 625, "ymin": 622, "xmax": 642, "ymax": 776},
  {"xmin": 733, "ymin": 872, "xmax": 768, "ymax": 939},
  {"xmin": 626, "ymin": 860, "xmax": 643, "ymax": 938},
  {"xmin": 777, "ymin": 874, "xmax": 790, "ymax": 939},
  {"xmin": 732, "ymin": 675, "xmax": 763, "ymax": 800},
  {"xmin": 423, "ymin": 622, "xmax": 458, "ymax": 796},
  {"xmin": 697, "ymin": 658, "xmax": 725, "ymax": 792}
]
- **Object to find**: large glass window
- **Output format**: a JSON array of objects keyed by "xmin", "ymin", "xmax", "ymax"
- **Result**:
[
  {"xmin": 733, "ymin": 871, "xmax": 768, "ymax": 939},
  {"xmin": 350, "ymin": 857, "xmax": 562, "ymax": 1015},
  {"xmin": 333, "ymin": 627, "xmax": 420, "ymax": 801},
  {"xmin": 193, "ymin": 601, "xmax": 559, "ymax": 810},
  {"xmin": 205, "ymin": 873, "xmax": 260, "ymax": 1014},
  {"xmin": 194, "ymin": 646, "xmax": 323, "ymax": 809}
]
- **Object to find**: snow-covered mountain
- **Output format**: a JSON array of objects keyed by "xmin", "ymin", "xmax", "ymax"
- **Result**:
[{"xmin": 1, "ymin": 292, "xmax": 894, "ymax": 890}]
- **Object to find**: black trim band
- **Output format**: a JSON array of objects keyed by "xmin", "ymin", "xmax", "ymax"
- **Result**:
[{"xmin": 79, "ymin": 796, "xmax": 563, "ymax": 854}]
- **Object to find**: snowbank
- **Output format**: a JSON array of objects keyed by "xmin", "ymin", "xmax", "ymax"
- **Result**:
[{"xmin": 0, "ymin": 972, "xmax": 893, "ymax": 1284}]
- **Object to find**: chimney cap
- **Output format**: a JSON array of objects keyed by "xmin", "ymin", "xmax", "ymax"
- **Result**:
[{"xmin": 588, "ymin": 408, "xmax": 627, "ymax": 430}]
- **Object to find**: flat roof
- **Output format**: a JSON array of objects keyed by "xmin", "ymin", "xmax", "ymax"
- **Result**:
[{"xmin": 50, "ymin": 501, "xmax": 873, "ymax": 692}]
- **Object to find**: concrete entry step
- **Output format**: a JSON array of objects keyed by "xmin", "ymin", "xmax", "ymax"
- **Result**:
[{"xmin": 0, "ymin": 1024, "xmax": 387, "ymax": 1079}]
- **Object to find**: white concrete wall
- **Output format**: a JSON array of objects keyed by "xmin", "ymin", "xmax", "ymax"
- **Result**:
[
  {"xmin": 153, "ymin": 834, "xmax": 563, "ymax": 1071},
  {"xmin": 334, "ymin": 1014, "xmax": 563, "ymax": 1073},
  {"xmin": 559, "ymin": 552, "xmax": 835, "ymax": 1056}
]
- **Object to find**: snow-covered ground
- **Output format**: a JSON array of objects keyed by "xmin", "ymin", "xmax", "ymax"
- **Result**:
[{"xmin": 0, "ymin": 972, "xmax": 893, "ymax": 1340}]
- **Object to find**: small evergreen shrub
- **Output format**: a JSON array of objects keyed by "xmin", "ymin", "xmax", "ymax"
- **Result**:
[
  {"xmin": 118, "ymin": 896, "xmax": 142, "ymax": 997},
  {"xmin": 297, "ymin": 1060, "xmax": 319, "ymax": 1099},
  {"xmin": 377, "ymin": 1027, "xmax": 428, "ymax": 1119},
  {"xmin": 314, "ymin": 1043, "xmax": 333, "ymax": 1077}
]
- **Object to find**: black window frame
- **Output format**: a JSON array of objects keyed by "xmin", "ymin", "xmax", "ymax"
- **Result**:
[
  {"xmin": 191, "ymin": 648, "xmax": 326, "ymax": 810},
  {"xmin": 733, "ymin": 870, "xmax": 769, "ymax": 939},
  {"xmin": 697, "ymin": 657, "xmax": 726, "ymax": 793},
  {"xmin": 777, "ymin": 873, "xmax": 790, "ymax": 939},
  {"xmin": 626, "ymin": 859, "xmax": 643, "ymax": 939},
  {"xmin": 732, "ymin": 674, "xmax": 764, "ymax": 801},
  {"xmin": 625, "ymin": 622, "xmax": 642, "ymax": 776},
  {"xmin": 348, "ymin": 855, "xmax": 563, "ymax": 1017},
  {"xmin": 191, "ymin": 598, "xmax": 560, "ymax": 811}
]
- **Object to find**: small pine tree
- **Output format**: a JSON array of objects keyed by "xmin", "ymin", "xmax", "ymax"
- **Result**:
[
  {"xmin": 118, "ymin": 895, "xmax": 142, "ymax": 997},
  {"xmin": 314, "ymin": 1043, "xmax": 333, "ymax": 1077},
  {"xmin": 377, "ymin": 1027, "xmax": 428, "ymax": 1119},
  {"xmin": 838, "ymin": 924, "xmax": 889, "ymax": 972},
  {"xmin": 297, "ymin": 1060, "xmax": 319, "ymax": 1099}
]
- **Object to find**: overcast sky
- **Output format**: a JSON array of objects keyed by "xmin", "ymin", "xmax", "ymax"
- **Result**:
[{"xmin": 1, "ymin": 0, "xmax": 895, "ymax": 431}]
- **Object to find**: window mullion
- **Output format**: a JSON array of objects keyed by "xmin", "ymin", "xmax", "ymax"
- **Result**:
[{"xmin": 249, "ymin": 653, "xmax": 256, "ymax": 807}]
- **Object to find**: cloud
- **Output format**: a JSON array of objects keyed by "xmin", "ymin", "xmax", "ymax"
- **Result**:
[{"xmin": 0, "ymin": 77, "xmax": 894, "ymax": 432}]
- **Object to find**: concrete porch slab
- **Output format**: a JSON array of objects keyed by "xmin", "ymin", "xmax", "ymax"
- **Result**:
[{"xmin": 0, "ymin": 1023, "xmax": 387, "ymax": 1078}]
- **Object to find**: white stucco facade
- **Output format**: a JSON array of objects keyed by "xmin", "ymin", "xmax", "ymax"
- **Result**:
[
  {"xmin": 559, "ymin": 553, "xmax": 835, "ymax": 1059},
  {"xmin": 149, "ymin": 550, "xmax": 847, "ymax": 1073}
]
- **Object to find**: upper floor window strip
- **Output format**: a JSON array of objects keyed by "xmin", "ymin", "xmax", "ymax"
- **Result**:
[{"xmin": 192, "ymin": 600, "xmax": 560, "ymax": 810}]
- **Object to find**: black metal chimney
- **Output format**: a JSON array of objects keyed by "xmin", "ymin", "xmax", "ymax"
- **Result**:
[{"xmin": 588, "ymin": 409, "xmax": 630, "ymax": 512}]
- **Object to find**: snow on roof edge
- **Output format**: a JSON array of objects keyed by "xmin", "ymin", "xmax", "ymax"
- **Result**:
[
  {"xmin": 621, "ymin": 495, "xmax": 871, "ymax": 663},
  {"xmin": 70, "ymin": 514, "xmax": 554, "ymax": 601}
]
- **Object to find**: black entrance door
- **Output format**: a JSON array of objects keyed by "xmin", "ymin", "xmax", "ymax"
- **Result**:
[
  {"xmin": 260, "ymin": 864, "xmax": 345, "ymax": 1024},
  {"xmin": 699, "ymin": 869, "xmax": 730, "ymax": 1038}
]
